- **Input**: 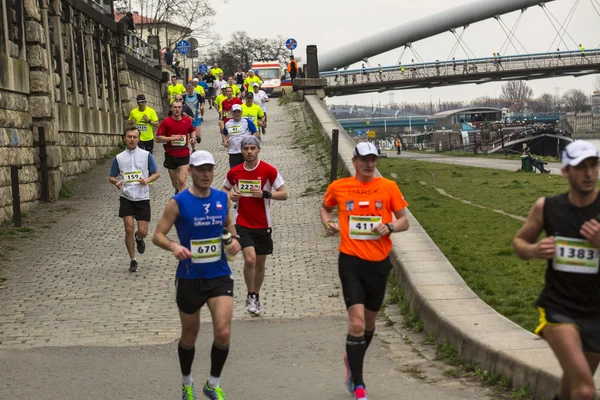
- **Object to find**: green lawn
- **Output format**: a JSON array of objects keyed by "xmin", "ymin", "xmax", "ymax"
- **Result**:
[{"xmin": 377, "ymin": 159, "xmax": 574, "ymax": 332}]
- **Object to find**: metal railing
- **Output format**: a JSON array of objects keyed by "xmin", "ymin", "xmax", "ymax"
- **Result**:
[{"xmin": 321, "ymin": 49, "xmax": 600, "ymax": 86}]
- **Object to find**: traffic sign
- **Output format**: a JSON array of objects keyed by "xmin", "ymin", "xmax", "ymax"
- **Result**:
[
  {"xmin": 356, "ymin": 130, "xmax": 363, "ymax": 135},
  {"xmin": 285, "ymin": 38, "xmax": 297, "ymax": 50},
  {"xmin": 198, "ymin": 63, "xmax": 208, "ymax": 74},
  {"xmin": 188, "ymin": 38, "xmax": 198, "ymax": 50},
  {"xmin": 368, "ymin": 131, "xmax": 376, "ymax": 137},
  {"xmin": 177, "ymin": 40, "xmax": 190, "ymax": 55}
]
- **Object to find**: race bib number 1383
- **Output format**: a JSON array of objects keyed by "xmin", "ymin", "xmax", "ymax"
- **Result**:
[{"xmin": 554, "ymin": 236, "xmax": 600, "ymax": 274}]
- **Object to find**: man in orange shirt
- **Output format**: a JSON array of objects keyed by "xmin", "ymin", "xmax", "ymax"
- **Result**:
[{"xmin": 320, "ymin": 142, "xmax": 409, "ymax": 400}]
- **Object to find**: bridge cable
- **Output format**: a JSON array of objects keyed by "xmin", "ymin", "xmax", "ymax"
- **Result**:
[
  {"xmin": 541, "ymin": 0, "xmax": 581, "ymax": 50},
  {"xmin": 447, "ymin": 27, "xmax": 467, "ymax": 60},
  {"xmin": 408, "ymin": 44, "xmax": 425, "ymax": 65},
  {"xmin": 451, "ymin": 28, "xmax": 478, "ymax": 59},
  {"xmin": 395, "ymin": 45, "xmax": 408, "ymax": 66},
  {"xmin": 545, "ymin": 0, "xmax": 579, "ymax": 51},
  {"xmin": 495, "ymin": 15, "xmax": 528, "ymax": 54},
  {"xmin": 498, "ymin": 11, "xmax": 525, "ymax": 55},
  {"xmin": 588, "ymin": 0, "xmax": 600, "ymax": 20}
]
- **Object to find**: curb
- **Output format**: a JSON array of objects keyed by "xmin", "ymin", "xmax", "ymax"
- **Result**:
[{"xmin": 303, "ymin": 94, "xmax": 573, "ymax": 399}]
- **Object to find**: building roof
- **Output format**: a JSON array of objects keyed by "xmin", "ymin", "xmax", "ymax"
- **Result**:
[
  {"xmin": 114, "ymin": 11, "xmax": 192, "ymax": 34},
  {"xmin": 433, "ymin": 107, "xmax": 502, "ymax": 119}
]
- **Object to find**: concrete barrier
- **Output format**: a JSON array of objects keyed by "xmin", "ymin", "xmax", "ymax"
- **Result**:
[{"xmin": 303, "ymin": 94, "xmax": 600, "ymax": 399}]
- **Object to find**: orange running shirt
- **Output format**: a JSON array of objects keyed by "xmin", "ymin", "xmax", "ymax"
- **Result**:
[{"xmin": 323, "ymin": 176, "xmax": 408, "ymax": 262}]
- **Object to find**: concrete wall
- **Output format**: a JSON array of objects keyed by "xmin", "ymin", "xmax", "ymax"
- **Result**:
[
  {"xmin": 0, "ymin": 0, "xmax": 166, "ymax": 223},
  {"xmin": 564, "ymin": 112, "xmax": 600, "ymax": 134}
]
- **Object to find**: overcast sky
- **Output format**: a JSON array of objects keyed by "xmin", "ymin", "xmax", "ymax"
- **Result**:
[{"xmin": 208, "ymin": 0, "xmax": 600, "ymax": 106}]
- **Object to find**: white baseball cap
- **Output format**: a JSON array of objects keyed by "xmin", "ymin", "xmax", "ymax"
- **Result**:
[
  {"xmin": 562, "ymin": 140, "xmax": 600, "ymax": 167},
  {"xmin": 353, "ymin": 142, "xmax": 379, "ymax": 157},
  {"xmin": 189, "ymin": 150, "xmax": 215, "ymax": 167},
  {"xmin": 192, "ymin": 78, "xmax": 199, "ymax": 82},
  {"xmin": 232, "ymin": 104, "xmax": 242, "ymax": 111},
  {"xmin": 252, "ymin": 82, "xmax": 260, "ymax": 87}
]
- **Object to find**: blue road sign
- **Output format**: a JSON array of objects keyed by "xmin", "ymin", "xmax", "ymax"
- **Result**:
[
  {"xmin": 177, "ymin": 40, "xmax": 190, "ymax": 55},
  {"xmin": 356, "ymin": 130, "xmax": 363, "ymax": 135},
  {"xmin": 198, "ymin": 63, "xmax": 208, "ymax": 74},
  {"xmin": 285, "ymin": 38, "xmax": 297, "ymax": 51}
]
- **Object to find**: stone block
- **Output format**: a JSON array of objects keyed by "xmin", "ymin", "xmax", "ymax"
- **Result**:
[
  {"xmin": 0, "ymin": 110, "xmax": 32, "ymax": 129},
  {"xmin": 29, "ymin": 96, "xmax": 52, "ymax": 118},
  {"xmin": 24, "ymin": 0, "xmax": 41, "ymax": 21},
  {"xmin": 32, "ymin": 120, "xmax": 59, "ymax": 144},
  {"xmin": 47, "ymin": 168, "xmax": 63, "ymax": 201},
  {"xmin": 0, "ymin": 90, "xmax": 28, "ymax": 112},
  {"xmin": 45, "ymin": 145, "xmax": 62, "ymax": 169},
  {"xmin": 118, "ymin": 71, "xmax": 130, "ymax": 86},
  {"xmin": 26, "ymin": 45, "xmax": 49, "ymax": 69},
  {"xmin": 29, "ymin": 70, "xmax": 50, "ymax": 93},
  {"xmin": 25, "ymin": 21, "xmax": 45, "ymax": 45},
  {"xmin": 9, "ymin": 42, "xmax": 20, "ymax": 58}
]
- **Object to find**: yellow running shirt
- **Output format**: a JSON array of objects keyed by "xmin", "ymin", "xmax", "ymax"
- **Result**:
[
  {"xmin": 244, "ymin": 76, "xmax": 262, "ymax": 91},
  {"xmin": 129, "ymin": 106, "xmax": 159, "ymax": 141},
  {"xmin": 241, "ymin": 103, "xmax": 265, "ymax": 129},
  {"xmin": 210, "ymin": 67, "xmax": 223, "ymax": 79},
  {"xmin": 215, "ymin": 94, "xmax": 227, "ymax": 112},
  {"xmin": 194, "ymin": 85, "xmax": 205, "ymax": 96},
  {"xmin": 227, "ymin": 83, "xmax": 240, "ymax": 98},
  {"xmin": 168, "ymin": 83, "xmax": 186, "ymax": 103}
]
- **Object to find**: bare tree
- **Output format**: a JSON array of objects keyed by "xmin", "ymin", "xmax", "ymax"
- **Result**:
[
  {"xmin": 500, "ymin": 81, "xmax": 533, "ymax": 110},
  {"xmin": 562, "ymin": 89, "xmax": 589, "ymax": 113},
  {"xmin": 531, "ymin": 93, "xmax": 555, "ymax": 113}
]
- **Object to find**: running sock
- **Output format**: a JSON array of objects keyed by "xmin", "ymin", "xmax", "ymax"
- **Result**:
[
  {"xmin": 207, "ymin": 375, "xmax": 220, "ymax": 389},
  {"xmin": 131, "ymin": 258, "xmax": 136, "ymax": 262},
  {"xmin": 182, "ymin": 374, "xmax": 193, "ymax": 387},
  {"xmin": 255, "ymin": 292, "xmax": 260, "ymax": 300},
  {"xmin": 346, "ymin": 334, "xmax": 367, "ymax": 388},
  {"xmin": 210, "ymin": 342, "xmax": 230, "ymax": 380},
  {"xmin": 248, "ymin": 292, "xmax": 256, "ymax": 298},
  {"xmin": 178, "ymin": 340, "xmax": 195, "ymax": 377},
  {"xmin": 364, "ymin": 328, "xmax": 375, "ymax": 350}
]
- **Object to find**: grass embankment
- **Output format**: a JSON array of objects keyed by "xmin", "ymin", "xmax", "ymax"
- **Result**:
[{"xmin": 378, "ymin": 159, "xmax": 571, "ymax": 332}]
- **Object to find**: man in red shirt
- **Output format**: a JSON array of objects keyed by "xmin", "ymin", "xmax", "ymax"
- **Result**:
[
  {"xmin": 220, "ymin": 87, "xmax": 242, "ymax": 133},
  {"xmin": 156, "ymin": 100, "xmax": 197, "ymax": 194},
  {"xmin": 222, "ymin": 136, "xmax": 288, "ymax": 316}
]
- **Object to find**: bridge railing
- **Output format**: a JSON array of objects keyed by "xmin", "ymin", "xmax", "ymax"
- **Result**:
[
  {"xmin": 321, "ymin": 49, "xmax": 600, "ymax": 86},
  {"xmin": 123, "ymin": 31, "xmax": 159, "ymax": 67}
]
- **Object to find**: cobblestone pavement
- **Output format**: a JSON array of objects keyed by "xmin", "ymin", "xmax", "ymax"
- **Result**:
[{"xmin": 0, "ymin": 99, "xmax": 344, "ymax": 349}]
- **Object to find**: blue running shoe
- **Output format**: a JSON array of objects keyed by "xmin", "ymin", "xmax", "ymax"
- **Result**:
[
  {"xmin": 344, "ymin": 352, "xmax": 354, "ymax": 394},
  {"xmin": 202, "ymin": 379, "xmax": 226, "ymax": 400}
]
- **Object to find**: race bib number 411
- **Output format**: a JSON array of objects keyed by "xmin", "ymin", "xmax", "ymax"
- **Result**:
[
  {"xmin": 349, "ymin": 216, "xmax": 382, "ymax": 240},
  {"xmin": 554, "ymin": 236, "xmax": 600, "ymax": 274},
  {"xmin": 190, "ymin": 237, "xmax": 221, "ymax": 264}
]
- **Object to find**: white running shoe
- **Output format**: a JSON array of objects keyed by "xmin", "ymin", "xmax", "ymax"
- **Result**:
[
  {"xmin": 254, "ymin": 299, "xmax": 262, "ymax": 316},
  {"xmin": 246, "ymin": 295, "xmax": 257, "ymax": 315}
]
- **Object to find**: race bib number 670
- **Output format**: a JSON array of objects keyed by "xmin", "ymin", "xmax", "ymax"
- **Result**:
[
  {"xmin": 554, "ymin": 236, "xmax": 600, "ymax": 274},
  {"xmin": 190, "ymin": 237, "xmax": 221, "ymax": 264}
]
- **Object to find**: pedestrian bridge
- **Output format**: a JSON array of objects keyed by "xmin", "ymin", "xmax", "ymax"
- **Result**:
[{"xmin": 320, "ymin": 49, "xmax": 600, "ymax": 97}]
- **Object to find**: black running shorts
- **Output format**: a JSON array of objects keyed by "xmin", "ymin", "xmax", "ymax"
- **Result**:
[
  {"xmin": 176, "ymin": 275, "xmax": 234, "ymax": 315},
  {"xmin": 536, "ymin": 307, "xmax": 600, "ymax": 353},
  {"xmin": 228, "ymin": 153, "xmax": 244, "ymax": 169},
  {"xmin": 118, "ymin": 197, "xmax": 151, "ymax": 221},
  {"xmin": 236, "ymin": 225, "xmax": 273, "ymax": 255},
  {"xmin": 338, "ymin": 252, "xmax": 393, "ymax": 312},
  {"xmin": 137, "ymin": 139, "xmax": 154, "ymax": 154},
  {"xmin": 163, "ymin": 153, "xmax": 189, "ymax": 170}
]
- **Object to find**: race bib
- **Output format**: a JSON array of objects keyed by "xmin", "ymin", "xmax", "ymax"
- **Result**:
[
  {"xmin": 190, "ymin": 237, "xmax": 222, "ymax": 264},
  {"xmin": 224, "ymin": 110, "xmax": 232, "ymax": 119},
  {"xmin": 239, "ymin": 179, "xmax": 261, "ymax": 197},
  {"xmin": 123, "ymin": 170, "xmax": 142, "ymax": 184},
  {"xmin": 171, "ymin": 136, "xmax": 186, "ymax": 146},
  {"xmin": 349, "ymin": 216, "xmax": 382, "ymax": 240},
  {"xmin": 228, "ymin": 124, "xmax": 242, "ymax": 136},
  {"xmin": 554, "ymin": 236, "xmax": 600, "ymax": 274},
  {"xmin": 136, "ymin": 124, "xmax": 148, "ymax": 132}
]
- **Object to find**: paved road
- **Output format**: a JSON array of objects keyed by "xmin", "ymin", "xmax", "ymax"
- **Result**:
[
  {"xmin": 390, "ymin": 150, "xmax": 564, "ymax": 175},
  {"xmin": 0, "ymin": 101, "xmax": 492, "ymax": 399}
]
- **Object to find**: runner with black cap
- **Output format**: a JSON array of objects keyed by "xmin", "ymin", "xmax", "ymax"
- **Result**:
[
  {"xmin": 222, "ymin": 135, "xmax": 288, "ymax": 316},
  {"xmin": 320, "ymin": 141, "xmax": 410, "ymax": 400},
  {"xmin": 128, "ymin": 94, "xmax": 159, "ymax": 153},
  {"xmin": 153, "ymin": 150, "xmax": 241, "ymax": 400},
  {"xmin": 513, "ymin": 140, "xmax": 600, "ymax": 400}
]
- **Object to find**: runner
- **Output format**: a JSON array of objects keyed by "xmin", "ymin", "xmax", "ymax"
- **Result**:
[
  {"xmin": 222, "ymin": 104, "xmax": 258, "ymax": 168},
  {"xmin": 109, "ymin": 126, "xmax": 160, "ymax": 273},
  {"xmin": 156, "ymin": 100, "xmax": 198, "ymax": 194},
  {"xmin": 226, "ymin": 76, "xmax": 241, "ymax": 98},
  {"xmin": 192, "ymin": 78, "xmax": 206, "ymax": 121},
  {"xmin": 243, "ymin": 70, "xmax": 262, "ymax": 94},
  {"xmin": 320, "ymin": 142, "xmax": 409, "ymax": 400},
  {"xmin": 513, "ymin": 140, "xmax": 600, "ymax": 400},
  {"xmin": 168, "ymin": 75, "xmax": 187, "ymax": 104},
  {"xmin": 214, "ymin": 73, "xmax": 227, "ymax": 99},
  {"xmin": 203, "ymin": 73, "xmax": 216, "ymax": 110},
  {"xmin": 210, "ymin": 63, "xmax": 223, "ymax": 79},
  {"xmin": 221, "ymin": 135, "xmax": 287, "ymax": 316},
  {"xmin": 184, "ymin": 84, "xmax": 203, "ymax": 152},
  {"xmin": 234, "ymin": 67, "xmax": 245, "ymax": 89},
  {"xmin": 241, "ymin": 92, "xmax": 265, "ymax": 136},
  {"xmin": 152, "ymin": 150, "xmax": 241, "ymax": 400},
  {"xmin": 221, "ymin": 87, "xmax": 242, "ymax": 125},
  {"xmin": 251, "ymin": 83, "xmax": 269, "ymax": 135},
  {"xmin": 128, "ymin": 94, "xmax": 159, "ymax": 154}
]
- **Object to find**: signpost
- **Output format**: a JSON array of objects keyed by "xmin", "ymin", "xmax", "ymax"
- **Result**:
[
  {"xmin": 198, "ymin": 63, "xmax": 208, "ymax": 75},
  {"xmin": 286, "ymin": 38, "xmax": 297, "ymax": 55},
  {"xmin": 177, "ymin": 40, "xmax": 190, "ymax": 55}
]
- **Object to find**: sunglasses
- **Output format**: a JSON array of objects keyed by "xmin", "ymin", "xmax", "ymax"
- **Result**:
[
  {"xmin": 137, "ymin": 101, "xmax": 146, "ymax": 104},
  {"xmin": 175, "ymin": 98, "xmax": 183, "ymax": 101}
]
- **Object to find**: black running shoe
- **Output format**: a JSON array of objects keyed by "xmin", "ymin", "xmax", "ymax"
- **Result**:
[
  {"xmin": 135, "ymin": 231, "xmax": 146, "ymax": 254},
  {"xmin": 129, "ymin": 259, "xmax": 139, "ymax": 272}
]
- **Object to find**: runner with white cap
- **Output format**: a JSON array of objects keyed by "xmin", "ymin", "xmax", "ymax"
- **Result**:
[
  {"xmin": 153, "ymin": 150, "xmax": 241, "ymax": 400},
  {"xmin": 513, "ymin": 140, "xmax": 600, "ymax": 400},
  {"xmin": 320, "ymin": 141, "xmax": 410, "ymax": 400},
  {"xmin": 222, "ymin": 104, "xmax": 259, "ymax": 168}
]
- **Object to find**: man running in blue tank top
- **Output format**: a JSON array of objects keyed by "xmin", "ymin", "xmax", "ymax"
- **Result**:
[{"xmin": 153, "ymin": 150, "xmax": 241, "ymax": 400}]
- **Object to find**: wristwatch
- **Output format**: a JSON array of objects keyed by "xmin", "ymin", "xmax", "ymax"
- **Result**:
[{"xmin": 386, "ymin": 223, "xmax": 394, "ymax": 234}]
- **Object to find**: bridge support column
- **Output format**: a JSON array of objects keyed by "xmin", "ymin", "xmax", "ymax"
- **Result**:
[{"xmin": 293, "ymin": 45, "xmax": 328, "ymax": 100}]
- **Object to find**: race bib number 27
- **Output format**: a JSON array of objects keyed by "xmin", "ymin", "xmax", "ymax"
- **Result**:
[{"xmin": 554, "ymin": 236, "xmax": 600, "ymax": 274}]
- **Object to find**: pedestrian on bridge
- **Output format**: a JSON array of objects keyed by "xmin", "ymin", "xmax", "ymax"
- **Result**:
[
  {"xmin": 320, "ymin": 142, "xmax": 410, "ymax": 400},
  {"xmin": 513, "ymin": 140, "xmax": 600, "ymax": 400},
  {"xmin": 580, "ymin": 44, "xmax": 586, "ymax": 58}
]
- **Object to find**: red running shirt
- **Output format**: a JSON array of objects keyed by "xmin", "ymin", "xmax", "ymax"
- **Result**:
[
  {"xmin": 224, "ymin": 160, "xmax": 285, "ymax": 228},
  {"xmin": 156, "ymin": 116, "xmax": 195, "ymax": 158},
  {"xmin": 221, "ymin": 98, "xmax": 242, "ymax": 124}
]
